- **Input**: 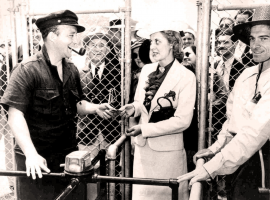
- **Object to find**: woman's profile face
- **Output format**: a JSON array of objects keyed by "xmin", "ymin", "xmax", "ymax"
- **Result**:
[
  {"xmin": 183, "ymin": 46, "xmax": 196, "ymax": 66},
  {"xmin": 133, "ymin": 47, "xmax": 145, "ymax": 68},
  {"xmin": 150, "ymin": 32, "xmax": 172, "ymax": 62}
]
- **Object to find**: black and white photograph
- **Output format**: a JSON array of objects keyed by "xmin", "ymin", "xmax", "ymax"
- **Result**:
[{"xmin": 0, "ymin": 0, "xmax": 269, "ymax": 199}]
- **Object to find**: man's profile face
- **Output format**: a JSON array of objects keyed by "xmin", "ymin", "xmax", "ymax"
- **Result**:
[
  {"xmin": 183, "ymin": 33, "xmax": 195, "ymax": 48},
  {"xmin": 87, "ymin": 38, "xmax": 109, "ymax": 63},
  {"xmin": 217, "ymin": 35, "xmax": 235, "ymax": 57},
  {"xmin": 235, "ymin": 14, "xmax": 249, "ymax": 25},
  {"xmin": 54, "ymin": 25, "xmax": 78, "ymax": 58},
  {"xmin": 250, "ymin": 25, "xmax": 270, "ymax": 63}
]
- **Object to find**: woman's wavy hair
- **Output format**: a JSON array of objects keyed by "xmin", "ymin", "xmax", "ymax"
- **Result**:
[{"xmin": 160, "ymin": 30, "xmax": 183, "ymax": 63}]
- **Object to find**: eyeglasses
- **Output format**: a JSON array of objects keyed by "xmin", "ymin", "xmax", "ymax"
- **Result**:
[
  {"xmin": 132, "ymin": 52, "xmax": 138, "ymax": 59},
  {"xmin": 185, "ymin": 52, "xmax": 191, "ymax": 57},
  {"xmin": 219, "ymin": 23, "xmax": 232, "ymax": 29}
]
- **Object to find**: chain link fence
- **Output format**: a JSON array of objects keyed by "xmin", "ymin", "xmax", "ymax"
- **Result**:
[
  {"xmin": 0, "ymin": 1, "xmax": 130, "ymax": 198},
  {"xmin": 0, "ymin": 11, "xmax": 16, "ymax": 200}
]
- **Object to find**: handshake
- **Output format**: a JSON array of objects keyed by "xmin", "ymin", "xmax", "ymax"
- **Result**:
[{"xmin": 96, "ymin": 103, "xmax": 135, "ymax": 120}]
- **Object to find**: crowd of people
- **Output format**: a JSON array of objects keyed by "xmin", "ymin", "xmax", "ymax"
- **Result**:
[{"xmin": 0, "ymin": 5, "xmax": 270, "ymax": 200}]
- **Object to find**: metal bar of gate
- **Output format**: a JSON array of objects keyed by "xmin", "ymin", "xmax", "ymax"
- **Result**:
[
  {"xmin": 198, "ymin": 0, "xmax": 211, "ymax": 151},
  {"xmin": 189, "ymin": 0, "xmax": 212, "ymax": 199},
  {"xmin": 120, "ymin": 12, "xmax": 126, "ymax": 200},
  {"xmin": 21, "ymin": 0, "xmax": 29, "ymax": 61},
  {"xmin": 9, "ymin": 0, "xmax": 18, "ymax": 67},
  {"xmin": 212, "ymin": 3, "xmax": 270, "ymax": 11},
  {"xmin": 195, "ymin": 0, "xmax": 202, "ymax": 143},
  {"xmin": 27, "ymin": 8, "xmax": 122, "ymax": 16},
  {"xmin": 124, "ymin": 0, "xmax": 132, "ymax": 199}
]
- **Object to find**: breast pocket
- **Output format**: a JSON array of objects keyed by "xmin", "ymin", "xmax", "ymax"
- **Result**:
[
  {"xmin": 69, "ymin": 89, "xmax": 81, "ymax": 114},
  {"xmin": 33, "ymin": 89, "xmax": 60, "ymax": 115}
]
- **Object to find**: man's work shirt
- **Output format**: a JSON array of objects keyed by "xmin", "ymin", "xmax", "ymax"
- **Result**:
[
  {"xmin": 1, "ymin": 45, "xmax": 84, "ymax": 156},
  {"xmin": 204, "ymin": 64, "xmax": 270, "ymax": 178}
]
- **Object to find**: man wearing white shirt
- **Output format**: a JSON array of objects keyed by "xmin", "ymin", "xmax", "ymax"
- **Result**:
[{"xmin": 178, "ymin": 6, "xmax": 270, "ymax": 200}]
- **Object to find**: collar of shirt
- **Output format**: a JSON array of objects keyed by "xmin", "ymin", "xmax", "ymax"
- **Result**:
[
  {"xmin": 91, "ymin": 62, "xmax": 105, "ymax": 79},
  {"xmin": 216, "ymin": 56, "xmax": 235, "ymax": 90},
  {"xmin": 216, "ymin": 56, "xmax": 234, "ymax": 75},
  {"xmin": 234, "ymin": 40, "xmax": 247, "ymax": 61},
  {"xmin": 41, "ymin": 45, "xmax": 69, "ymax": 82}
]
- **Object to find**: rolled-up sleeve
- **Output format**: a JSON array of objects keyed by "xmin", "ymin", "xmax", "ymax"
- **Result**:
[
  {"xmin": 204, "ymin": 92, "xmax": 270, "ymax": 179},
  {"xmin": 1, "ymin": 64, "xmax": 34, "ymax": 114}
]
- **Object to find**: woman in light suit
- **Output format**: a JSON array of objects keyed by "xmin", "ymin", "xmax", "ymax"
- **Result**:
[{"xmin": 120, "ymin": 24, "xmax": 196, "ymax": 200}]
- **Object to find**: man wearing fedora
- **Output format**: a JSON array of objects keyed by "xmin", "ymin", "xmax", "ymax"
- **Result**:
[
  {"xmin": 77, "ymin": 27, "xmax": 121, "ymax": 199},
  {"xmin": 78, "ymin": 27, "xmax": 121, "ymax": 156},
  {"xmin": 1, "ymin": 10, "xmax": 115, "ymax": 200},
  {"xmin": 177, "ymin": 6, "xmax": 270, "ymax": 200}
]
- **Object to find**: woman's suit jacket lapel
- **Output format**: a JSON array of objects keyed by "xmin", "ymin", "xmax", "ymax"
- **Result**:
[
  {"xmin": 149, "ymin": 60, "xmax": 182, "ymax": 113},
  {"xmin": 135, "ymin": 60, "xmax": 184, "ymax": 147}
]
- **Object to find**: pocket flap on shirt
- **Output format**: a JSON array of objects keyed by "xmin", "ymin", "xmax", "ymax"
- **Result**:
[
  {"xmin": 35, "ymin": 89, "xmax": 59, "ymax": 100},
  {"xmin": 70, "ymin": 89, "xmax": 80, "ymax": 99}
]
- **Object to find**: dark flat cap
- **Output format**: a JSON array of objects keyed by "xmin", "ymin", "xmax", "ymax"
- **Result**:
[{"xmin": 36, "ymin": 10, "xmax": 85, "ymax": 33}]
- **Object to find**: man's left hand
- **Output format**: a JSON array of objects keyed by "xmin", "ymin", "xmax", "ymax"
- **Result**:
[
  {"xmin": 126, "ymin": 125, "xmax": 142, "ymax": 137},
  {"xmin": 177, "ymin": 166, "xmax": 210, "ymax": 189}
]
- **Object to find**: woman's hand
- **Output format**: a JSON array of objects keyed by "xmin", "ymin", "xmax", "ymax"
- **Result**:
[
  {"xmin": 126, "ymin": 125, "xmax": 142, "ymax": 137},
  {"xmin": 119, "ymin": 104, "xmax": 135, "ymax": 118}
]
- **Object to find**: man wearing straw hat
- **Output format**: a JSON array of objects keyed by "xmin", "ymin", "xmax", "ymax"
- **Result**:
[
  {"xmin": 177, "ymin": 6, "xmax": 270, "ymax": 200},
  {"xmin": 78, "ymin": 26, "xmax": 121, "ymax": 156},
  {"xmin": 78, "ymin": 26, "xmax": 121, "ymax": 200},
  {"xmin": 1, "ymin": 10, "xmax": 115, "ymax": 200}
]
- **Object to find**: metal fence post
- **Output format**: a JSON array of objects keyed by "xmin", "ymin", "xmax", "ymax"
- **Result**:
[
  {"xmin": 8, "ymin": 0, "xmax": 18, "ymax": 67},
  {"xmin": 195, "ymin": 1, "xmax": 203, "ymax": 150},
  {"xmin": 198, "ymin": 0, "xmax": 211, "ymax": 150},
  {"xmin": 20, "ymin": 0, "xmax": 29, "ymax": 61},
  {"xmin": 124, "ymin": 0, "xmax": 132, "ymax": 199}
]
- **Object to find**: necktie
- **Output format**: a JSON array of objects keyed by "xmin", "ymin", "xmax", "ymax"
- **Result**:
[
  {"xmin": 220, "ymin": 62, "xmax": 225, "ymax": 76},
  {"xmin": 159, "ymin": 66, "xmax": 165, "ymax": 74},
  {"xmin": 92, "ymin": 66, "xmax": 101, "ymax": 104},
  {"xmin": 94, "ymin": 66, "xmax": 100, "ymax": 79}
]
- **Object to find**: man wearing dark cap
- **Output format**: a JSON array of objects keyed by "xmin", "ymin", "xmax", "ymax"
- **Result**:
[
  {"xmin": 177, "ymin": 6, "xmax": 270, "ymax": 200},
  {"xmin": 1, "ymin": 10, "xmax": 115, "ymax": 200}
]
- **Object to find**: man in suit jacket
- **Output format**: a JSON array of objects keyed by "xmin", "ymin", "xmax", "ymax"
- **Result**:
[
  {"xmin": 77, "ymin": 27, "xmax": 121, "ymax": 200},
  {"xmin": 78, "ymin": 27, "xmax": 121, "ymax": 152},
  {"xmin": 212, "ymin": 29, "xmax": 245, "ymax": 145},
  {"xmin": 234, "ymin": 9, "xmax": 257, "ymax": 67}
]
